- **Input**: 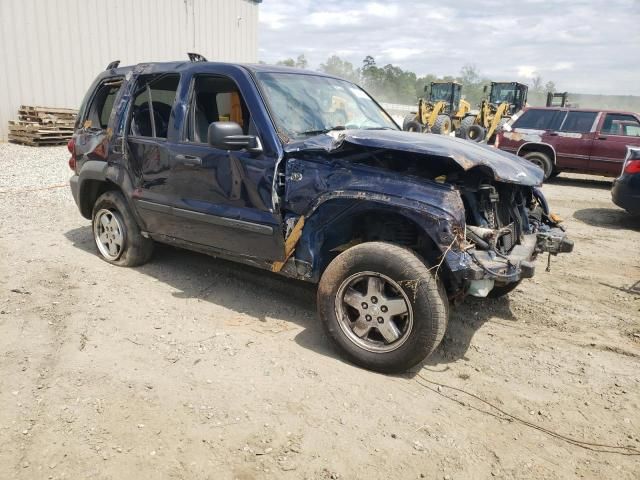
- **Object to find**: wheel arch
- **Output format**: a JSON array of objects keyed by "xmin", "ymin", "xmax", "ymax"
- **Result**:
[
  {"xmin": 295, "ymin": 197, "xmax": 461, "ymax": 294},
  {"xmin": 517, "ymin": 142, "xmax": 557, "ymax": 165}
]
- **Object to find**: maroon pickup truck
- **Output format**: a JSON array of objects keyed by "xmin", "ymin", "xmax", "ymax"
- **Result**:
[{"xmin": 496, "ymin": 107, "xmax": 640, "ymax": 180}]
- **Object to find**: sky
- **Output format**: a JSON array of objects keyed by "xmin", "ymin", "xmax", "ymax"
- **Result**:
[{"xmin": 258, "ymin": 0, "xmax": 640, "ymax": 96}]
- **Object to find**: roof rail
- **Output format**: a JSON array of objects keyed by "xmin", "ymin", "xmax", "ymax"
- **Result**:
[
  {"xmin": 187, "ymin": 52, "xmax": 207, "ymax": 62},
  {"xmin": 105, "ymin": 60, "xmax": 120, "ymax": 70}
]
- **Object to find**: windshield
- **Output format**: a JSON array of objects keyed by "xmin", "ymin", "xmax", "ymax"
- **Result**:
[
  {"xmin": 430, "ymin": 83, "xmax": 452, "ymax": 103},
  {"xmin": 490, "ymin": 84, "xmax": 518, "ymax": 105},
  {"xmin": 256, "ymin": 72, "xmax": 397, "ymax": 140}
]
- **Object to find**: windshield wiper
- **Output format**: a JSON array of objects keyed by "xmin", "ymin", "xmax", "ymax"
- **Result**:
[{"xmin": 297, "ymin": 126, "xmax": 346, "ymax": 136}]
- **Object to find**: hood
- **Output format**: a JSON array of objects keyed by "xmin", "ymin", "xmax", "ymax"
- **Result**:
[{"xmin": 284, "ymin": 129, "xmax": 544, "ymax": 186}]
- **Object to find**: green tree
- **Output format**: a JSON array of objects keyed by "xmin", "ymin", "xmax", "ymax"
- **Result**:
[
  {"xmin": 319, "ymin": 55, "xmax": 360, "ymax": 83},
  {"xmin": 545, "ymin": 81, "xmax": 556, "ymax": 94},
  {"xmin": 276, "ymin": 58, "xmax": 295, "ymax": 67}
]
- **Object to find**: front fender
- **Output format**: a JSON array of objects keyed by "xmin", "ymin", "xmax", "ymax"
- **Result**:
[{"xmin": 283, "ymin": 157, "xmax": 467, "ymax": 281}]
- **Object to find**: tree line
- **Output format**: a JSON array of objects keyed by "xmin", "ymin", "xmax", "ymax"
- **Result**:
[{"xmin": 273, "ymin": 54, "xmax": 557, "ymax": 107}]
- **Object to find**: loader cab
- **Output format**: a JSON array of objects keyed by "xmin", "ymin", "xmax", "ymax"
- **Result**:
[
  {"xmin": 427, "ymin": 82, "xmax": 462, "ymax": 115},
  {"xmin": 489, "ymin": 82, "xmax": 528, "ymax": 114}
]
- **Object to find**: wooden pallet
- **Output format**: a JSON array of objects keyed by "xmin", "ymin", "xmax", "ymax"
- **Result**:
[{"xmin": 7, "ymin": 105, "xmax": 78, "ymax": 146}]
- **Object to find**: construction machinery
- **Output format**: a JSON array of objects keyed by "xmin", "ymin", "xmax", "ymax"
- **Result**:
[
  {"xmin": 546, "ymin": 91, "xmax": 569, "ymax": 107},
  {"xmin": 403, "ymin": 81, "xmax": 471, "ymax": 135},
  {"xmin": 459, "ymin": 81, "xmax": 528, "ymax": 143}
]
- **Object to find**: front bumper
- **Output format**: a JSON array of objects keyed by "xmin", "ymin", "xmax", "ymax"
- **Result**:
[{"xmin": 460, "ymin": 227, "xmax": 573, "ymax": 284}]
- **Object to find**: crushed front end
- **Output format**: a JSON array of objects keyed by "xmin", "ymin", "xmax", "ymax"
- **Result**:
[{"xmin": 446, "ymin": 172, "xmax": 573, "ymax": 297}]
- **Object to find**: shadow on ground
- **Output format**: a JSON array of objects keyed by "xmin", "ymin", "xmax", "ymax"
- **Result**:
[
  {"xmin": 65, "ymin": 225, "xmax": 516, "ymax": 370},
  {"xmin": 573, "ymin": 207, "xmax": 640, "ymax": 231},
  {"xmin": 547, "ymin": 175, "xmax": 612, "ymax": 190}
]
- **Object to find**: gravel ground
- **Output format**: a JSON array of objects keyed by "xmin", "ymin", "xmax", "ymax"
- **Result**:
[{"xmin": 1, "ymin": 143, "xmax": 639, "ymax": 479}]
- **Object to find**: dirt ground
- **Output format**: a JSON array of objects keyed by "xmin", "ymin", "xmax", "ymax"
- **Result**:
[{"xmin": 1, "ymin": 144, "xmax": 639, "ymax": 480}]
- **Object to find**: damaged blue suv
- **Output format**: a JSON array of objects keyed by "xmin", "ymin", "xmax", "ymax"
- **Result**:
[{"xmin": 69, "ymin": 57, "xmax": 573, "ymax": 373}]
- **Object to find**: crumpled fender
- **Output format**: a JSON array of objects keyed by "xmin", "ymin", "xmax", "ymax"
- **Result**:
[{"xmin": 283, "ymin": 156, "xmax": 467, "ymax": 280}]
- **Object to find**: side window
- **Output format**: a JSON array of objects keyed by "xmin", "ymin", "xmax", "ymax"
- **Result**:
[
  {"xmin": 559, "ymin": 111, "xmax": 598, "ymax": 133},
  {"xmin": 513, "ymin": 109, "xmax": 557, "ymax": 130},
  {"xmin": 601, "ymin": 113, "xmax": 640, "ymax": 137},
  {"xmin": 187, "ymin": 75, "xmax": 252, "ymax": 143},
  {"xmin": 129, "ymin": 75, "xmax": 180, "ymax": 139},
  {"xmin": 85, "ymin": 78, "xmax": 123, "ymax": 129}
]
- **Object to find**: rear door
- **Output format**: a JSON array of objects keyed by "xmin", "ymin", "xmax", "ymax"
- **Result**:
[
  {"xmin": 590, "ymin": 113, "xmax": 640, "ymax": 175},
  {"xmin": 126, "ymin": 74, "xmax": 182, "ymax": 237},
  {"xmin": 548, "ymin": 110, "xmax": 598, "ymax": 171}
]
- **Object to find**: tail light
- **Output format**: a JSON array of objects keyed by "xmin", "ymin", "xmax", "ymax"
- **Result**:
[
  {"xmin": 624, "ymin": 159, "xmax": 640, "ymax": 174},
  {"xmin": 494, "ymin": 133, "xmax": 501, "ymax": 148},
  {"xmin": 67, "ymin": 138, "xmax": 76, "ymax": 172}
]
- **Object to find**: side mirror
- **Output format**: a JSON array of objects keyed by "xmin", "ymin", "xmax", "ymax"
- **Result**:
[
  {"xmin": 208, "ymin": 121, "xmax": 262, "ymax": 152},
  {"xmin": 483, "ymin": 85, "xmax": 488, "ymax": 93}
]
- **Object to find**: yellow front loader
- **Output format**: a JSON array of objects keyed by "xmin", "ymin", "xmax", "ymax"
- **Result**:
[
  {"xmin": 403, "ymin": 82, "xmax": 470, "ymax": 136},
  {"xmin": 459, "ymin": 81, "xmax": 528, "ymax": 143}
]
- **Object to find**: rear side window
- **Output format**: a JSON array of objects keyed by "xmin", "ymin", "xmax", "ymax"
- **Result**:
[
  {"xmin": 559, "ymin": 111, "xmax": 598, "ymax": 133},
  {"xmin": 129, "ymin": 75, "xmax": 180, "ymax": 138},
  {"xmin": 513, "ymin": 109, "xmax": 560, "ymax": 130},
  {"xmin": 85, "ymin": 78, "xmax": 123, "ymax": 129},
  {"xmin": 601, "ymin": 113, "xmax": 640, "ymax": 136}
]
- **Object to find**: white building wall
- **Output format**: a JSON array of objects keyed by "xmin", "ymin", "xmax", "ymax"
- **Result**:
[{"xmin": 0, "ymin": 0, "xmax": 259, "ymax": 141}]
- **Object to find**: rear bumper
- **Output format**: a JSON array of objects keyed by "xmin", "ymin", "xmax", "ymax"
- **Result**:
[
  {"xmin": 69, "ymin": 175, "xmax": 81, "ymax": 209},
  {"xmin": 612, "ymin": 176, "xmax": 640, "ymax": 215},
  {"xmin": 460, "ymin": 227, "xmax": 573, "ymax": 284}
]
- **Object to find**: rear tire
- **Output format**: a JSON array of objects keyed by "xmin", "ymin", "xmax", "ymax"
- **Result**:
[
  {"xmin": 431, "ymin": 115, "xmax": 452, "ymax": 135},
  {"xmin": 523, "ymin": 151, "xmax": 553, "ymax": 180},
  {"xmin": 487, "ymin": 280, "xmax": 522, "ymax": 298},
  {"xmin": 317, "ymin": 242, "xmax": 448, "ymax": 373},
  {"xmin": 92, "ymin": 191, "xmax": 153, "ymax": 267}
]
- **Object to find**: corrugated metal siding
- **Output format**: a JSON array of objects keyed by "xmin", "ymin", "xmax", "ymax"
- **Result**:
[{"xmin": 0, "ymin": 0, "xmax": 259, "ymax": 141}]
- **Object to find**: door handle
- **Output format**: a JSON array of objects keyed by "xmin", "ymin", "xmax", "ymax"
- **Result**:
[
  {"xmin": 597, "ymin": 136, "xmax": 607, "ymax": 140},
  {"xmin": 176, "ymin": 154, "xmax": 202, "ymax": 166},
  {"xmin": 548, "ymin": 132, "xmax": 558, "ymax": 136}
]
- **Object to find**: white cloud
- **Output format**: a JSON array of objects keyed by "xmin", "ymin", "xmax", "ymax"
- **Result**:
[
  {"xmin": 259, "ymin": 11, "xmax": 287, "ymax": 30},
  {"xmin": 517, "ymin": 65, "xmax": 538, "ymax": 78},
  {"xmin": 366, "ymin": 2, "xmax": 399, "ymax": 17},
  {"xmin": 551, "ymin": 62, "xmax": 574, "ymax": 71},
  {"xmin": 304, "ymin": 10, "xmax": 361, "ymax": 27},
  {"xmin": 382, "ymin": 47, "xmax": 423, "ymax": 61}
]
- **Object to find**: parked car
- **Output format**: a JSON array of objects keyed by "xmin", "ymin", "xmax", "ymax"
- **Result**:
[
  {"xmin": 496, "ymin": 107, "xmax": 640, "ymax": 180},
  {"xmin": 68, "ymin": 58, "xmax": 573, "ymax": 373},
  {"xmin": 612, "ymin": 147, "xmax": 640, "ymax": 215}
]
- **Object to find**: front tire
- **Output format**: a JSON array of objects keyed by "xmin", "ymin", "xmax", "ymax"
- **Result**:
[
  {"xmin": 431, "ymin": 115, "xmax": 452, "ymax": 135},
  {"xmin": 317, "ymin": 242, "xmax": 448, "ymax": 373},
  {"xmin": 92, "ymin": 191, "xmax": 153, "ymax": 267}
]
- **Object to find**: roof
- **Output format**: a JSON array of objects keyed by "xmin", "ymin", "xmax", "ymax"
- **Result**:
[{"xmin": 106, "ymin": 60, "xmax": 341, "ymax": 80}]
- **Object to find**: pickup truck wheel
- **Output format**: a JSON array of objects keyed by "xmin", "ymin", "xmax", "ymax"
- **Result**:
[
  {"xmin": 318, "ymin": 242, "xmax": 448, "ymax": 373},
  {"xmin": 523, "ymin": 151, "xmax": 553, "ymax": 180},
  {"xmin": 487, "ymin": 280, "xmax": 522, "ymax": 298},
  {"xmin": 92, "ymin": 191, "xmax": 153, "ymax": 267}
]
